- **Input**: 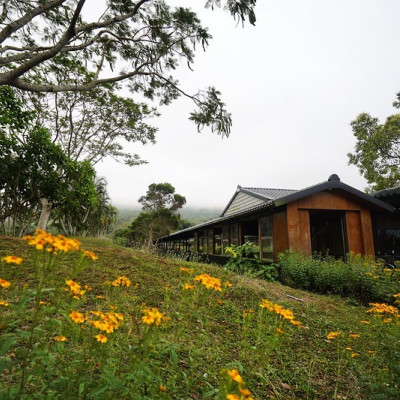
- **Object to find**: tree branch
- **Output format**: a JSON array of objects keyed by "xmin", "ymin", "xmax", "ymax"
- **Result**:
[{"xmin": 0, "ymin": 0, "xmax": 67, "ymax": 45}]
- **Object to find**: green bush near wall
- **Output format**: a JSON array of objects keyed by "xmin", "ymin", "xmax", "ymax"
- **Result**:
[{"xmin": 278, "ymin": 251, "xmax": 400, "ymax": 304}]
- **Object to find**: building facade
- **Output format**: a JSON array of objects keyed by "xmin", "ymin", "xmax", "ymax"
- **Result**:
[{"xmin": 158, "ymin": 175, "xmax": 395, "ymax": 262}]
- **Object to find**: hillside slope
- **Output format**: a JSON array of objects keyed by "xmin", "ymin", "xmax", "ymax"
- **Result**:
[{"xmin": 0, "ymin": 236, "xmax": 399, "ymax": 399}]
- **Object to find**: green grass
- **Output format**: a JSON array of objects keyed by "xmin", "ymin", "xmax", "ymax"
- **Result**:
[{"xmin": 0, "ymin": 236, "xmax": 399, "ymax": 399}]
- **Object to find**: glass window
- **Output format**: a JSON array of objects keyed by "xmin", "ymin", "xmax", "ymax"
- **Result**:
[
  {"xmin": 260, "ymin": 215, "xmax": 273, "ymax": 261},
  {"xmin": 187, "ymin": 237, "xmax": 194, "ymax": 252},
  {"xmin": 207, "ymin": 229, "xmax": 214, "ymax": 254},
  {"xmin": 222, "ymin": 224, "xmax": 230, "ymax": 253},
  {"xmin": 230, "ymin": 223, "xmax": 239, "ymax": 246},
  {"xmin": 199, "ymin": 231, "xmax": 204, "ymax": 253},
  {"xmin": 214, "ymin": 227, "xmax": 222, "ymax": 255}
]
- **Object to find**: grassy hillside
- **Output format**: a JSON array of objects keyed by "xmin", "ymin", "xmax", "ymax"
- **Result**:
[{"xmin": 0, "ymin": 236, "xmax": 399, "ymax": 399}]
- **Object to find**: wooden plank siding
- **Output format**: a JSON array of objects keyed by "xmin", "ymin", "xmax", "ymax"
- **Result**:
[
  {"xmin": 223, "ymin": 192, "xmax": 265, "ymax": 217},
  {"xmin": 273, "ymin": 211, "xmax": 289, "ymax": 259},
  {"xmin": 346, "ymin": 211, "xmax": 364, "ymax": 255},
  {"xmin": 285, "ymin": 191, "xmax": 375, "ymax": 257}
]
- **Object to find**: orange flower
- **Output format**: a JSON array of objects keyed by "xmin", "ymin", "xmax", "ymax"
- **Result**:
[
  {"xmin": 83, "ymin": 250, "xmax": 98, "ymax": 261},
  {"xmin": 0, "ymin": 300, "xmax": 9, "ymax": 307},
  {"xmin": 94, "ymin": 334, "xmax": 107, "ymax": 343},
  {"xmin": 276, "ymin": 327, "xmax": 284, "ymax": 334},
  {"xmin": 159, "ymin": 385, "xmax": 167, "ymax": 392},
  {"xmin": 327, "ymin": 331, "xmax": 341, "ymax": 340},
  {"xmin": 0, "ymin": 279, "xmax": 11, "ymax": 288},
  {"xmin": 227, "ymin": 369, "xmax": 244, "ymax": 384},
  {"xmin": 3, "ymin": 256, "xmax": 23, "ymax": 265},
  {"xmin": 226, "ymin": 395, "xmax": 239, "ymax": 400},
  {"xmin": 54, "ymin": 336, "xmax": 67, "ymax": 342},
  {"xmin": 239, "ymin": 388, "xmax": 252, "ymax": 396},
  {"xmin": 69, "ymin": 311, "xmax": 85, "ymax": 324},
  {"xmin": 183, "ymin": 284, "xmax": 194, "ymax": 290}
]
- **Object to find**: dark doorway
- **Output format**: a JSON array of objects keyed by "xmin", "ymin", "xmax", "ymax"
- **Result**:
[
  {"xmin": 309, "ymin": 211, "xmax": 348, "ymax": 259},
  {"xmin": 241, "ymin": 220, "xmax": 259, "ymax": 247}
]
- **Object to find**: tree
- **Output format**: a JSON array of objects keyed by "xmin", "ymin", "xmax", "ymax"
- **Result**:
[
  {"xmin": 18, "ymin": 59, "xmax": 158, "ymax": 167},
  {"xmin": 348, "ymin": 91, "xmax": 400, "ymax": 191},
  {"xmin": 138, "ymin": 182, "xmax": 186, "ymax": 211},
  {"xmin": 53, "ymin": 176, "xmax": 118, "ymax": 236},
  {"xmin": 0, "ymin": 0, "xmax": 257, "ymax": 137},
  {"xmin": 120, "ymin": 182, "xmax": 186, "ymax": 249},
  {"xmin": 0, "ymin": 85, "xmax": 98, "ymax": 235}
]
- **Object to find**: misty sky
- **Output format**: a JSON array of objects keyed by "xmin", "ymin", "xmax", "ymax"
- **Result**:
[{"xmin": 95, "ymin": 0, "xmax": 400, "ymax": 210}]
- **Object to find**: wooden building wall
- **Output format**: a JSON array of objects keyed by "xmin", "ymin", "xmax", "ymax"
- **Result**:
[{"xmin": 284, "ymin": 191, "xmax": 375, "ymax": 258}]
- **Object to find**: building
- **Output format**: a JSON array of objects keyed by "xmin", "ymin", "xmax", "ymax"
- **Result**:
[{"xmin": 158, "ymin": 175, "xmax": 395, "ymax": 262}]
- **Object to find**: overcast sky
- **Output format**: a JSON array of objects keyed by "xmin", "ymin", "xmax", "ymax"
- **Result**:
[{"xmin": 96, "ymin": 0, "xmax": 400, "ymax": 210}]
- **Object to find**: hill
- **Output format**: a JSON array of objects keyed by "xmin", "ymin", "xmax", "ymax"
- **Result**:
[{"xmin": 0, "ymin": 236, "xmax": 399, "ymax": 399}]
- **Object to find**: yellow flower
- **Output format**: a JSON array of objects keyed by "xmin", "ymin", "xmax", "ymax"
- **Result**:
[
  {"xmin": 223, "ymin": 281, "xmax": 233, "ymax": 287},
  {"xmin": 159, "ymin": 385, "xmax": 167, "ymax": 392},
  {"xmin": 94, "ymin": 334, "xmax": 107, "ymax": 343},
  {"xmin": 39, "ymin": 300, "xmax": 50, "ymax": 305},
  {"xmin": 227, "ymin": 369, "xmax": 244, "ymax": 384},
  {"xmin": 180, "ymin": 267, "xmax": 194, "ymax": 274},
  {"xmin": 367, "ymin": 303, "xmax": 399, "ymax": 315},
  {"xmin": 183, "ymin": 284, "xmax": 194, "ymax": 290},
  {"xmin": 0, "ymin": 300, "xmax": 9, "ymax": 307},
  {"xmin": 360, "ymin": 320, "xmax": 370, "ymax": 324},
  {"xmin": 54, "ymin": 336, "xmax": 67, "ymax": 342},
  {"xmin": 141, "ymin": 308, "xmax": 167, "ymax": 326},
  {"xmin": 351, "ymin": 353, "xmax": 360, "ymax": 358},
  {"xmin": 239, "ymin": 388, "xmax": 252, "ymax": 396},
  {"xmin": 327, "ymin": 331, "xmax": 341, "ymax": 340},
  {"xmin": 349, "ymin": 334, "xmax": 360, "ymax": 338},
  {"xmin": 24, "ymin": 230, "xmax": 80, "ymax": 253},
  {"xmin": 83, "ymin": 250, "xmax": 98, "ymax": 261},
  {"xmin": 111, "ymin": 276, "xmax": 131, "ymax": 287},
  {"xmin": 3, "ymin": 256, "xmax": 23, "ymax": 265},
  {"xmin": 226, "ymin": 395, "xmax": 239, "ymax": 400},
  {"xmin": 0, "ymin": 278, "xmax": 11, "ymax": 288},
  {"xmin": 69, "ymin": 311, "xmax": 85, "ymax": 324},
  {"xmin": 260, "ymin": 299, "xmax": 301, "ymax": 326},
  {"xmin": 346, "ymin": 347, "xmax": 352, "ymax": 351},
  {"xmin": 276, "ymin": 327, "xmax": 284, "ymax": 334},
  {"xmin": 194, "ymin": 273, "xmax": 222, "ymax": 292},
  {"xmin": 383, "ymin": 318, "xmax": 392, "ymax": 323},
  {"xmin": 96, "ymin": 295, "xmax": 105, "ymax": 299}
]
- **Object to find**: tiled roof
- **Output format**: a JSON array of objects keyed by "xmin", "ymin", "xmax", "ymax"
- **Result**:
[
  {"xmin": 161, "ymin": 175, "xmax": 395, "ymax": 240},
  {"xmin": 241, "ymin": 187, "xmax": 298, "ymax": 201}
]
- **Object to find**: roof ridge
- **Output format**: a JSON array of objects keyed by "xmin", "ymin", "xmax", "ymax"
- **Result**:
[{"xmin": 242, "ymin": 187, "xmax": 297, "ymax": 191}]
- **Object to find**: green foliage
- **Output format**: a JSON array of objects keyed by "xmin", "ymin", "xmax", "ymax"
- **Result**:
[
  {"xmin": 125, "ymin": 209, "xmax": 181, "ymax": 249},
  {"xmin": 19, "ymin": 58, "xmax": 158, "ymax": 168},
  {"xmin": 0, "ymin": 86, "xmax": 99, "ymax": 236},
  {"xmin": 348, "ymin": 91, "xmax": 400, "ymax": 191},
  {"xmin": 138, "ymin": 183, "xmax": 186, "ymax": 212},
  {"xmin": 0, "ymin": 1, "xmax": 258, "ymax": 136},
  {"xmin": 278, "ymin": 250, "xmax": 400, "ymax": 304},
  {"xmin": 224, "ymin": 242, "xmax": 277, "ymax": 281},
  {"xmin": 1, "ymin": 236, "xmax": 400, "ymax": 399}
]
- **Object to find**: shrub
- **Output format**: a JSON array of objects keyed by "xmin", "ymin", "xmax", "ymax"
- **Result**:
[
  {"xmin": 224, "ymin": 242, "xmax": 278, "ymax": 281},
  {"xmin": 278, "ymin": 250, "xmax": 400, "ymax": 304}
]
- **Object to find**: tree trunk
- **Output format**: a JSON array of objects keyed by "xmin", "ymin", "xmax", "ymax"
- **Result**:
[{"xmin": 37, "ymin": 198, "xmax": 52, "ymax": 231}]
